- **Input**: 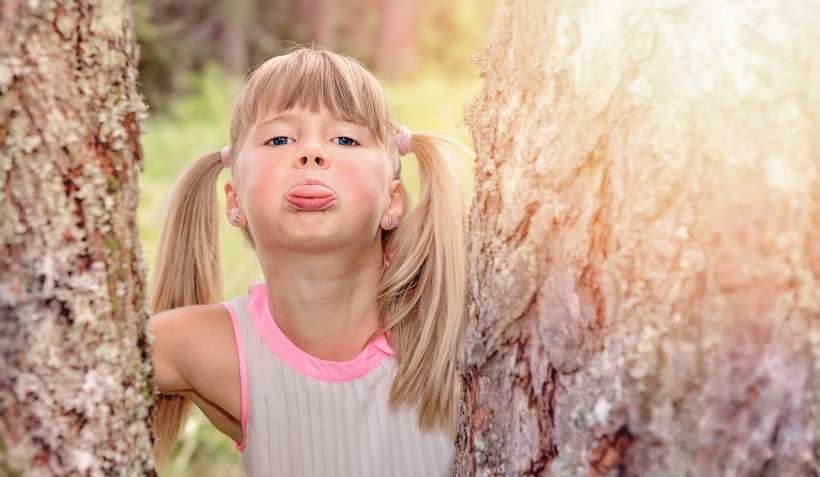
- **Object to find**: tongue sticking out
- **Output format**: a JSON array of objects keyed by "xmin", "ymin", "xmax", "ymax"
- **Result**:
[{"xmin": 286, "ymin": 184, "xmax": 337, "ymax": 211}]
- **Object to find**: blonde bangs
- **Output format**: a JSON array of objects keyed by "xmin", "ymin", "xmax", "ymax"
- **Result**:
[{"xmin": 230, "ymin": 48, "xmax": 394, "ymax": 149}]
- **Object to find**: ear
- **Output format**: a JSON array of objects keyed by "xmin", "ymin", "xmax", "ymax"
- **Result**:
[
  {"xmin": 381, "ymin": 180, "xmax": 406, "ymax": 230},
  {"xmin": 224, "ymin": 179, "xmax": 245, "ymax": 227}
]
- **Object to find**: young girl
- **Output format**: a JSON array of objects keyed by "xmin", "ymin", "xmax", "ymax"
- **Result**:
[{"xmin": 149, "ymin": 47, "xmax": 468, "ymax": 476}]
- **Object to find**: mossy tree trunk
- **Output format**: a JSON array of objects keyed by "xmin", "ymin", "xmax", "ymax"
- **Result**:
[
  {"xmin": 461, "ymin": 1, "xmax": 820, "ymax": 475},
  {"xmin": 0, "ymin": 1, "xmax": 154, "ymax": 475}
]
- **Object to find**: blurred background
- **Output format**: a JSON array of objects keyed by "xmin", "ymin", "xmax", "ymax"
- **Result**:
[{"xmin": 135, "ymin": 0, "xmax": 494, "ymax": 474}]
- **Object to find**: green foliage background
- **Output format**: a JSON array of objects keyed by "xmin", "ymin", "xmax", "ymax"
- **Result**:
[{"xmin": 137, "ymin": 2, "xmax": 492, "ymax": 474}]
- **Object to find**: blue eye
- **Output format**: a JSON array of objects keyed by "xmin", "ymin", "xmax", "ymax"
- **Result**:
[
  {"xmin": 266, "ymin": 136, "xmax": 292, "ymax": 146},
  {"xmin": 334, "ymin": 137, "xmax": 358, "ymax": 147}
]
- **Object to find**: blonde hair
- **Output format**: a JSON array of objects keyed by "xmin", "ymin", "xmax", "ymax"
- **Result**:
[
  {"xmin": 150, "ymin": 47, "xmax": 467, "ymax": 463},
  {"xmin": 150, "ymin": 151, "xmax": 224, "ymax": 464}
]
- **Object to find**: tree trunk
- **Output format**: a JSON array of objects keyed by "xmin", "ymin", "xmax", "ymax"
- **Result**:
[
  {"xmin": 373, "ymin": 0, "xmax": 420, "ymax": 78},
  {"xmin": 0, "ymin": 1, "xmax": 153, "ymax": 475},
  {"xmin": 461, "ymin": 1, "xmax": 820, "ymax": 476},
  {"xmin": 293, "ymin": 0, "xmax": 337, "ymax": 48}
]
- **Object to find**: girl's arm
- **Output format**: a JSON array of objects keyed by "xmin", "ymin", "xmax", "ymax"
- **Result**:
[{"xmin": 150, "ymin": 304, "xmax": 243, "ymax": 443}]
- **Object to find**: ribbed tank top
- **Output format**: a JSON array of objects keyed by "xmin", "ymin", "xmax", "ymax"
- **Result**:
[{"xmin": 223, "ymin": 283, "xmax": 456, "ymax": 476}]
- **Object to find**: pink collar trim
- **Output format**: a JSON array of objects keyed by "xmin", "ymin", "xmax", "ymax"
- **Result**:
[{"xmin": 248, "ymin": 283, "xmax": 395, "ymax": 382}]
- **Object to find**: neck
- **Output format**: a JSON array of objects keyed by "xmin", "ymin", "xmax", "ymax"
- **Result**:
[{"xmin": 258, "ymin": 245, "xmax": 384, "ymax": 361}]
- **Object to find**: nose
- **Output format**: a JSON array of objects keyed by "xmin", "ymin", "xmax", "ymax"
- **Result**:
[
  {"xmin": 297, "ymin": 156, "xmax": 325, "ymax": 167},
  {"xmin": 294, "ymin": 136, "xmax": 329, "ymax": 169}
]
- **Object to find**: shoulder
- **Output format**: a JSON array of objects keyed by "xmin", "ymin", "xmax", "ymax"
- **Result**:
[
  {"xmin": 152, "ymin": 304, "xmax": 234, "ymax": 352},
  {"xmin": 151, "ymin": 303, "xmax": 244, "ymax": 436},
  {"xmin": 152, "ymin": 302, "xmax": 233, "ymax": 324},
  {"xmin": 151, "ymin": 304, "xmax": 236, "ymax": 393}
]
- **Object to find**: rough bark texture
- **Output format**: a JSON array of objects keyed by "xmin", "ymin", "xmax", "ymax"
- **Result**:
[
  {"xmin": 0, "ymin": 1, "xmax": 153, "ymax": 475},
  {"xmin": 461, "ymin": 1, "xmax": 820, "ymax": 476}
]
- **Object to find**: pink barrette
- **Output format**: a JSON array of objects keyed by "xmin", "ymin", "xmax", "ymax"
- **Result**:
[
  {"xmin": 397, "ymin": 126, "xmax": 412, "ymax": 156},
  {"xmin": 220, "ymin": 146, "xmax": 231, "ymax": 167}
]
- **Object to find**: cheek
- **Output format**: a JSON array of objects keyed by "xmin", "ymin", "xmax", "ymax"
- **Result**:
[
  {"xmin": 346, "ymin": 163, "xmax": 390, "ymax": 204},
  {"xmin": 238, "ymin": 165, "xmax": 287, "ymax": 213}
]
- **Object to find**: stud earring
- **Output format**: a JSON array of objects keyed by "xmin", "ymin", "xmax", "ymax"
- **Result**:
[
  {"xmin": 386, "ymin": 218, "xmax": 393, "ymax": 227},
  {"xmin": 233, "ymin": 215, "xmax": 240, "ymax": 224}
]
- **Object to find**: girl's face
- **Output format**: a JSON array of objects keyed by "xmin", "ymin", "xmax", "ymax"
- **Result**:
[{"xmin": 226, "ymin": 106, "xmax": 404, "ymax": 256}]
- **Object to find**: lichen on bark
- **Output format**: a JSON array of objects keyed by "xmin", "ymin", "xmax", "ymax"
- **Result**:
[
  {"xmin": 0, "ymin": 0, "xmax": 154, "ymax": 475},
  {"xmin": 461, "ymin": 0, "xmax": 820, "ymax": 475}
]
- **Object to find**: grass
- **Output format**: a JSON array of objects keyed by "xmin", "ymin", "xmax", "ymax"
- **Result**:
[{"xmin": 138, "ymin": 64, "xmax": 481, "ymax": 476}]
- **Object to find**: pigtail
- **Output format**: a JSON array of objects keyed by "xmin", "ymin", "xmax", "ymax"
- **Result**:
[
  {"xmin": 380, "ymin": 133, "xmax": 469, "ymax": 435},
  {"xmin": 150, "ymin": 151, "xmax": 225, "ymax": 465}
]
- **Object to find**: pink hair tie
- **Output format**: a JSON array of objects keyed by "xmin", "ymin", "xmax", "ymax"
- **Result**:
[
  {"xmin": 397, "ymin": 126, "xmax": 412, "ymax": 156},
  {"xmin": 220, "ymin": 146, "xmax": 231, "ymax": 167}
]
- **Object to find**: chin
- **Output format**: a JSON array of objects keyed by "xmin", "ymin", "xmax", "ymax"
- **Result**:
[{"xmin": 281, "ymin": 225, "xmax": 349, "ymax": 248}]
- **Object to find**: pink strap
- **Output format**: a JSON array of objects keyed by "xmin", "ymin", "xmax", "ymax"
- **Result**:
[
  {"xmin": 222, "ymin": 302, "xmax": 248, "ymax": 452},
  {"xmin": 248, "ymin": 283, "xmax": 395, "ymax": 382}
]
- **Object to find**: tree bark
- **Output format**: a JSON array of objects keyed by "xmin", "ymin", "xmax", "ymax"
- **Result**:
[
  {"xmin": 0, "ymin": 1, "xmax": 153, "ymax": 475},
  {"xmin": 461, "ymin": 1, "xmax": 820, "ymax": 476}
]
